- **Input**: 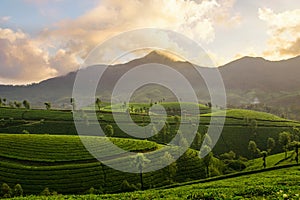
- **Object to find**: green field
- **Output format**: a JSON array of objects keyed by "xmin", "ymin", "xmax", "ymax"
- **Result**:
[
  {"xmin": 246, "ymin": 151, "xmax": 297, "ymax": 171},
  {"xmin": 1, "ymin": 106, "xmax": 299, "ymax": 158},
  {"xmin": 0, "ymin": 105, "xmax": 299, "ymax": 198},
  {"xmin": 10, "ymin": 165, "xmax": 300, "ymax": 199},
  {"xmin": 0, "ymin": 134, "xmax": 208, "ymax": 195}
]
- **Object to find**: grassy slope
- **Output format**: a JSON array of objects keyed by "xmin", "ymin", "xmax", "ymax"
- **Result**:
[
  {"xmin": 11, "ymin": 165, "xmax": 300, "ymax": 199},
  {"xmin": 1, "ymin": 107, "xmax": 299, "ymax": 158},
  {"xmin": 246, "ymin": 151, "xmax": 297, "ymax": 171},
  {"xmin": 0, "ymin": 134, "xmax": 206, "ymax": 195},
  {"xmin": 0, "ymin": 134, "xmax": 159, "ymax": 162},
  {"xmin": 203, "ymin": 109, "xmax": 300, "ymax": 157},
  {"xmin": 101, "ymin": 102, "xmax": 210, "ymax": 113}
]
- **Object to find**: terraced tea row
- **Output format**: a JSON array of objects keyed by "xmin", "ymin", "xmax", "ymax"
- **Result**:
[
  {"xmin": 0, "ymin": 134, "xmax": 206, "ymax": 194},
  {"xmin": 0, "ymin": 134, "xmax": 158, "ymax": 162}
]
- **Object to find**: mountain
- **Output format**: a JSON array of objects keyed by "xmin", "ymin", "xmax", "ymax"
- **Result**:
[
  {"xmin": 0, "ymin": 51, "xmax": 300, "ymax": 115},
  {"xmin": 219, "ymin": 56, "xmax": 300, "ymax": 108}
]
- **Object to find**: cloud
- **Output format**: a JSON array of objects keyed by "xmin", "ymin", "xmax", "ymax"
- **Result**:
[
  {"xmin": 259, "ymin": 8, "xmax": 300, "ymax": 59},
  {"xmin": 0, "ymin": 28, "xmax": 79, "ymax": 85},
  {"xmin": 48, "ymin": 49, "xmax": 79, "ymax": 75},
  {"xmin": 41, "ymin": 0, "xmax": 238, "ymax": 63},
  {"xmin": 0, "ymin": 16, "xmax": 11, "ymax": 23},
  {"xmin": 24, "ymin": 0, "xmax": 62, "ymax": 4},
  {"xmin": 213, "ymin": 0, "xmax": 241, "ymax": 27},
  {"xmin": 1, "ymin": 0, "xmax": 239, "ymax": 84}
]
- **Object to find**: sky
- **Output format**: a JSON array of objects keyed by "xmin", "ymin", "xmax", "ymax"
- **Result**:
[{"xmin": 0, "ymin": 0, "xmax": 299, "ymax": 85}]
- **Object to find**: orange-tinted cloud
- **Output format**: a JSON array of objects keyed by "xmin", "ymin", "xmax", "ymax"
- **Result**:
[
  {"xmin": 0, "ymin": 28, "xmax": 57, "ymax": 85},
  {"xmin": 41, "ymin": 0, "xmax": 239, "ymax": 59},
  {"xmin": 259, "ymin": 8, "xmax": 300, "ymax": 59},
  {"xmin": 1, "ymin": 0, "xmax": 239, "ymax": 84}
]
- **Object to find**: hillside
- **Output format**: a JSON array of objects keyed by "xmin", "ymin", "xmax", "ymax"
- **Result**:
[
  {"xmin": 246, "ymin": 151, "xmax": 297, "ymax": 171},
  {"xmin": 0, "ymin": 106, "xmax": 299, "ymax": 158},
  {"xmin": 0, "ymin": 134, "xmax": 207, "ymax": 194},
  {"xmin": 10, "ymin": 165, "xmax": 300, "ymax": 199},
  {"xmin": 0, "ymin": 105, "xmax": 299, "ymax": 197},
  {"xmin": 1, "ymin": 53, "xmax": 300, "ymax": 115}
]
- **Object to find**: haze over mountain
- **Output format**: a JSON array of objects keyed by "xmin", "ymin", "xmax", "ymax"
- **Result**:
[{"xmin": 0, "ymin": 51, "xmax": 300, "ymax": 112}]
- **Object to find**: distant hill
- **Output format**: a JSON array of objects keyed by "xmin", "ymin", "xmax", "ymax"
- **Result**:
[{"xmin": 0, "ymin": 52, "xmax": 300, "ymax": 116}]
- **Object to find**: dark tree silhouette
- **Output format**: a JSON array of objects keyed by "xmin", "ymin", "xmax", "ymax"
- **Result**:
[
  {"xmin": 44, "ymin": 102, "xmax": 51, "ymax": 110},
  {"xmin": 267, "ymin": 137, "xmax": 275, "ymax": 154},
  {"xmin": 279, "ymin": 131, "xmax": 291, "ymax": 158},
  {"xmin": 134, "ymin": 153, "xmax": 150, "ymax": 190},
  {"xmin": 261, "ymin": 151, "xmax": 268, "ymax": 169},
  {"xmin": 23, "ymin": 100, "xmax": 30, "ymax": 109},
  {"xmin": 95, "ymin": 98, "xmax": 102, "ymax": 111}
]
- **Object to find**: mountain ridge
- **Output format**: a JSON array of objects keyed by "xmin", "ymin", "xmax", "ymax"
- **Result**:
[
  {"xmin": 0, "ymin": 52, "xmax": 300, "ymax": 118},
  {"xmin": 2, "ymin": 53, "xmax": 300, "ymax": 87}
]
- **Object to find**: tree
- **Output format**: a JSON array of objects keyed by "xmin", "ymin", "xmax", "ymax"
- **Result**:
[
  {"xmin": 120, "ymin": 180, "xmax": 137, "ymax": 192},
  {"xmin": 40, "ymin": 187, "xmax": 50, "ymax": 196},
  {"xmin": 161, "ymin": 121, "xmax": 170, "ymax": 143},
  {"xmin": 289, "ymin": 141, "xmax": 299, "ymax": 164},
  {"xmin": 174, "ymin": 115, "xmax": 180, "ymax": 130},
  {"xmin": 151, "ymin": 124, "xmax": 158, "ymax": 139},
  {"xmin": 192, "ymin": 132, "xmax": 202, "ymax": 149},
  {"xmin": 202, "ymin": 133, "xmax": 212, "ymax": 147},
  {"xmin": 104, "ymin": 124, "xmax": 114, "ymax": 137},
  {"xmin": 178, "ymin": 132, "xmax": 188, "ymax": 148},
  {"xmin": 261, "ymin": 151, "xmax": 268, "ymax": 169},
  {"xmin": 95, "ymin": 98, "xmax": 102, "ymax": 111},
  {"xmin": 267, "ymin": 137, "xmax": 276, "ymax": 154},
  {"xmin": 248, "ymin": 140, "xmax": 260, "ymax": 159},
  {"xmin": 44, "ymin": 102, "xmax": 51, "ymax": 110},
  {"xmin": 13, "ymin": 184, "xmax": 23, "ymax": 197},
  {"xmin": 162, "ymin": 152, "xmax": 177, "ymax": 184},
  {"xmin": 9, "ymin": 101, "xmax": 14, "ymax": 108},
  {"xmin": 134, "ymin": 153, "xmax": 150, "ymax": 190},
  {"xmin": 87, "ymin": 187, "xmax": 95, "ymax": 194},
  {"xmin": 250, "ymin": 119, "xmax": 257, "ymax": 136},
  {"xmin": 200, "ymin": 145, "xmax": 213, "ymax": 178},
  {"xmin": 14, "ymin": 101, "xmax": 21, "ymax": 108},
  {"xmin": 70, "ymin": 98, "xmax": 76, "ymax": 111},
  {"xmin": 23, "ymin": 100, "xmax": 30, "ymax": 109},
  {"xmin": 292, "ymin": 127, "xmax": 300, "ymax": 142},
  {"xmin": 279, "ymin": 131, "xmax": 291, "ymax": 158},
  {"xmin": 1, "ymin": 183, "xmax": 12, "ymax": 198},
  {"xmin": 0, "ymin": 98, "xmax": 6, "ymax": 107},
  {"xmin": 220, "ymin": 150, "xmax": 236, "ymax": 160},
  {"xmin": 296, "ymin": 143, "xmax": 299, "ymax": 164},
  {"xmin": 206, "ymin": 102, "xmax": 212, "ymax": 108}
]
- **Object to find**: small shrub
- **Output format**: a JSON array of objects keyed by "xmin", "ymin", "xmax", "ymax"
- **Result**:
[
  {"xmin": 22, "ymin": 130, "xmax": 30, "ymax": 134},
  {"xmin": 120, "ymin": 180, "xmax": 137, "ymax": 192},
  {"xmin": 40, "ymin": 187, "xmax": 51, "ymax": 196},
  {"xmin": 13, "ymin": 184, "xmax": 23, "ymax": 197},
  {"xmin": 87, "ymin": 187, "xmax": 95, "ymax": 194},
  {"xmin": 1, "ymin": 183, "xmax": 12, "ymax": 198}
]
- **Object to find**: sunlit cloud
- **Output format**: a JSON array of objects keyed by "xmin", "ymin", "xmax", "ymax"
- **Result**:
[
  {"xmin": 40, "ymin": 0, "xmax": 239, "ymax": 65},
  {"xmin": 259, "ymin": 8, "xmax": 300, "ymax": 60},
  {"xmin": 5, "ymin": 0, "xmax": 300, "ymax": 85},
  {"xmin": 0, "ymin": 28, "xmax": 57, "ymax": 84}
]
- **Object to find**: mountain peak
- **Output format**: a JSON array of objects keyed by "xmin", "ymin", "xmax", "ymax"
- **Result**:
[{"xmin": 142, "ymin": 50, "xmax": 184, "ymax": 62}]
